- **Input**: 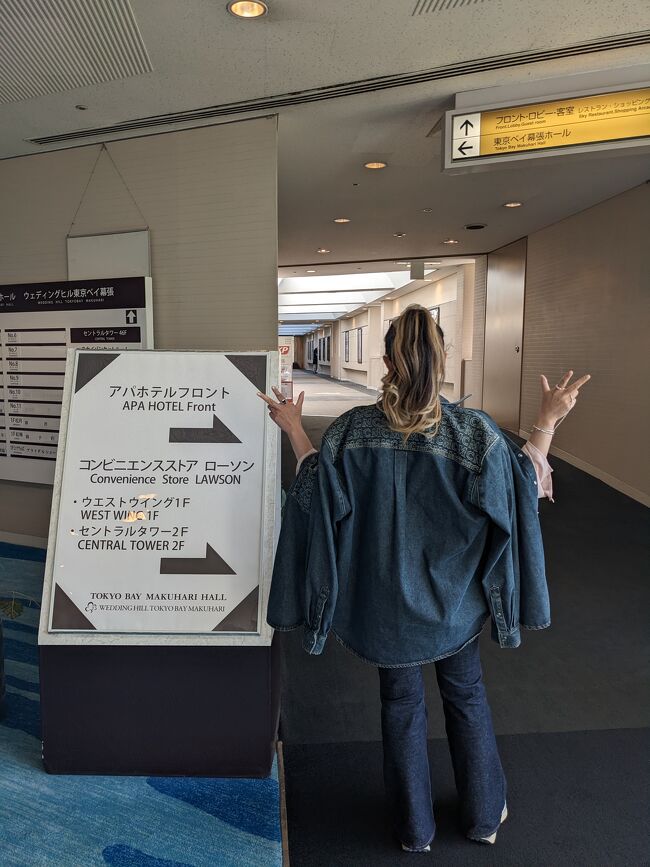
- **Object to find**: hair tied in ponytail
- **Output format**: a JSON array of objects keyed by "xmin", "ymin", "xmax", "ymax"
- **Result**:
[{"xmin": 381, "ymin": 305, "xmax": 445, "ymax": 439}]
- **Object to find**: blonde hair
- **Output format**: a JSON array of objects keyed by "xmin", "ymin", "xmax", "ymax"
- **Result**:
[{"xmin": 380, "ymin": 305, "xmax": 446, "ymax": 438}]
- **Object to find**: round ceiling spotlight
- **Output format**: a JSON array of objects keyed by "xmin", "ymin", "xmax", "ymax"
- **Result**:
[
  {"xmin": 75, "ymin": 104, "xmax": 88, "ymax": 110},
  {"xmin": 443, "ymin": 239, "xmax": 460, "ymax": 245},
  {"xmin": 464, "ymin": 223, "xmax": 486, "ymax": 230},
  {"xmin": 227, "ymin": 1, "xmax": 268, "ymax": 18},
  {"xmin": 422, "ymin": 207, "xmax": 433, "ymax": 213},
  {"xmin": 333, "ymin": 217, "xmax": 351, "ymax": 223},
  {"xmin": 503, "ymin": 201, "xmax": 522, "ymax": 208},
  {"xmin": 306, "ymin": 269, "xmax": 317, "ymax": 273},
  {"xmin": 316, "ymin": 247, "xmax": 330, "ymax": 254},
  {"xmin": 364, "ymin": 161, "xmax": 387, "ymax": 170},
  {"xmin": 393, "ymin": 232, "xmax": 406, "ymax": 238}
]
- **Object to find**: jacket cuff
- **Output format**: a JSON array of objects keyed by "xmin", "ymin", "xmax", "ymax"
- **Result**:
[
  {"xmin": 302, "ymin": 628, "xmax": 326, "ymax": 655},
  {"xmin": 296, "ymin": 448, "xmax": 318, "ymax": 476},
  {"xmin": 498, "ymin": 626, "xmax": 521, "ymax": 648},
  {"xmin": 522, "ymin": 440, "xmax": 554, "ymax": 502},
  {"xmin": 490, "ymin": 618, "xmax": 521, "ymax": 648}
]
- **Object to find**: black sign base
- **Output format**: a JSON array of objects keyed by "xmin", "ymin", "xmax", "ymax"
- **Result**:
[{"xmin": 39, "ymin": 638, "xmax": 280, "ymax": 777}]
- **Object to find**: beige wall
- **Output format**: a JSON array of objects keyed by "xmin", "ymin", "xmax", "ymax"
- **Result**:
[
  {"xmin": 521, "ymin": 183, "xmax": 650, "ymax": 504},
  {"xmin": 0, "ymin": 117, "xmax": 278, "ymax": 540}
]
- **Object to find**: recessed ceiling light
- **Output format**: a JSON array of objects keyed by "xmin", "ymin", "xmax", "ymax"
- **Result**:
[
  {"xmin": 464, "ymin": 223, "xmax": 486, "ymax": 230},
  {"xmin": 503, "ymin": 201, "xmax": 522, "ymax": 208},
  {"xmin": 364, "ymin": 161, "xmax": 387, "ymax": 170},
  {"xmin": 395, "ymin": 261, "xmax": 411, "ymax": 265},
  {"xmin": 75, "ymin": 104, "xmax": 88, "ymax": 110},
  {"xmin": 333, "ymin": 217, "xmax": 351, "ymax": 223},
  {"xmin": 306, "ymin": 269, "xmax": 317, "ymax": 273},
  {"xmin": 443, "ymin": 239, "xmax": 459, "ymax": 245},
  {"xmin": 422, "ymin": 207, "xmax": 433, "ymax": 213},
  {"xmin": 316, "ymin": 247, "xmax": 330, "ymax": 254},
  {"xmin": 227, "ymin": 1, "xmax": 268, "ymax": 18},
  {"xmin": 393, "ymin": 232, "xmax": 406, "ymax": 238}
]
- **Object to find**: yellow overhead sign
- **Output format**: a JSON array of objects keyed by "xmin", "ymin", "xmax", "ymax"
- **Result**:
[{"xmin": 450, "ymin": 87, "xmax": 650, "ymax": 161}]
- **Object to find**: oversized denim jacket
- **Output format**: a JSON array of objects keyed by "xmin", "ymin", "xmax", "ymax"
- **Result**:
[{"xmin": 268, "ymin": 400, "xmax": 551, "ymax": 667}]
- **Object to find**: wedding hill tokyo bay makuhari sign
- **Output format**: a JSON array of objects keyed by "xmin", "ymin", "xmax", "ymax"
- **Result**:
[
  {"xmin": 0, "ymin": 276, "xmax": 153, "ymax": 486},
  {"xmin": 40, "ymin": 350, "xmax": 279, "ymax": 640}
]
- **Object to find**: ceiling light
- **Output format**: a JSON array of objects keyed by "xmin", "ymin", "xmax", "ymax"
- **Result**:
[
  {"xmin": 306, "ymin": 269, "xmax": 316, "ymax": 273},
  {"xmin": 464, "ymin": 223, "xmax": 486, "ymax": 230},
  {"xmin": 393, "ymin": 232, "xmax": 406, "ymax": 238},
  {"xmin": 395, "ymin": 261, "xmax": 410, "ymax": 265},
  {"xmin": 425, "ymin": 262, "xmax": 441, "ymax": 265},
  {"xmin": 333, "ymin": 217, "xmax": 351, "ymax": 224},
  {"xmin": 75, "ymin": 104, "xmax": 88, "ymax": 110},
  {"xmin": 422, "ymin": 208, "xmax": 433, "ymax": 213},
  {"xmin": 443, "ymin": 239, "xmax": 459, "ymax": 245},
  {"xmin": 364, "ymin": 161, "xmax": 387, "ymax": 170},
  {"xmin": 316, "ymin": 247, "xmax": 330, "ymax": 254},
  {"xmin": 503, "ymin": 201, "xmax": 522, "ymax": 208},
  {"xmin": 227, "ymin": 1, "xmax": 268, "ymax": 18}
]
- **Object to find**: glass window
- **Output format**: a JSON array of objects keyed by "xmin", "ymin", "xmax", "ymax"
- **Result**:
[
  {"xmin": 357, "ymin": 327, "xmax": 363, "ymax": 364},
  {"xmin": 344, "ymin": 330, "xmax": 350, "ymax": 363},
  {"xmin": 326, "ymin": 335, "xmax": 331, "ymax": 362}
]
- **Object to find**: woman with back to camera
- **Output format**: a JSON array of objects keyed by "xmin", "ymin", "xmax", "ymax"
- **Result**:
[{"xmin": 259, "ymin": 305, "xmax": 589, "ymax": 853}]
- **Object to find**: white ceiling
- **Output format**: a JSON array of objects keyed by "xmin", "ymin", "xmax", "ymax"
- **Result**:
[{"xmin": 1, "ymin": 0, "xmax": 649, "ymax": 336}]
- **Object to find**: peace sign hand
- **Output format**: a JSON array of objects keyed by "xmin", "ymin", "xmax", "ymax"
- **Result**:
[
  {"xmin": 539, "ymin": 370, "xmax": 591, "ymax": 427},
  {"xmin": 257, "ymin": 387, "xmax": 305, "ymax": 434}
]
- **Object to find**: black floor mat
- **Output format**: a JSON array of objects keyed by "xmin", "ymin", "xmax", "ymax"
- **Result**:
[
  {"xmin": 283, "ymin": 729, "xmax": 650, "ymax": 867},
  {"xmin": 278, "ymin": 428, "xmax": 650, "ymax": 742}
]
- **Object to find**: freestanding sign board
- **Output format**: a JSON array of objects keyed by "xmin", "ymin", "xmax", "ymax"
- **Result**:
[
  {"xmin": 278, "ymin": 337, "xmax": 294, "ymax": 400},
  {"xmin": 37, "ymin": 349, "xmax": 281, "ymax": 777},
  {"xmin": 39, "ymin": 349, "xmax": 278, "ymax": 643}
]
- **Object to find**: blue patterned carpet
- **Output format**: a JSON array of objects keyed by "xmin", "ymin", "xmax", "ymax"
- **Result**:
[{"xmin": 0, "ymin": 542, "xmax": 282, "ymax": 867}]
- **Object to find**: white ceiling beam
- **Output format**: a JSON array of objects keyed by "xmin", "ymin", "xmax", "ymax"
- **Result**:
[
  {"xmin": 278, "ymin": 291, "xmax": 386, "ymax": 305},
  {"xmin": 278, "ymin": 273, "xmax": 412, "ymax": 294},
  {"xmin": 279, "ymin": 305, "xmax": 358, "ymax": 314},
  {"xmin": 278, "ymin": 312, "xmax": 339, "ymax": 321}
]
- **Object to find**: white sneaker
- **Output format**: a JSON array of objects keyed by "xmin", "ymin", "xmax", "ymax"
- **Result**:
[
  {"xmin": 475, "ymin": 803, "xmax": 508, "ymax": 844},
  {"xmin": 401, "ymin": 842, "xmax": 431, "ymax": 853}
]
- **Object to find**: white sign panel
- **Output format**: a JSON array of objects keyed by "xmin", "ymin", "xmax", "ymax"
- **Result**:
[
  {"xmin": 451, "ymin": 112, "xmax": 481, "ymax": 160},
  {"xmin": 0, "ymin": 277, "xmax": 153, "ymax": 485},
  {"xmin": 44, "ymin": 350, "xmax": 277, "ymax": 638}
]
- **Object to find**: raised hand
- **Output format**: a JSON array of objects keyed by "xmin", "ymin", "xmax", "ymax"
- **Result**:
[
  {"xmin": 257, "ymin": 387, "xmax": 305, "ymax": 434},
  {"xmin": 538, "ymin": 370, "xmax": 591, "ymax": 427}
]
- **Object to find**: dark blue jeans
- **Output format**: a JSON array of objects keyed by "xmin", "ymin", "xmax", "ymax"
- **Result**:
[{"xmin": 378, "ymin": 636, "xmax": 506, "ymax": 849}]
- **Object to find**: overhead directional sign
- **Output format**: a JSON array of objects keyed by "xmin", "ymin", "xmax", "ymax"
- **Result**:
[
  {"xmin": 447, "ymin": 86, "xmax": 650, "ymax": 168},
  {"xmin": 44, "ymin": 349, "xmax": 277, "ymax": 636}
]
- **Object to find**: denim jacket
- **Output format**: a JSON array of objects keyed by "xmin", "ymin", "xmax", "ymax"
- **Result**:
[{"xmin": 268, "ymin": 400, "xmax": 550, "ymax": 667}]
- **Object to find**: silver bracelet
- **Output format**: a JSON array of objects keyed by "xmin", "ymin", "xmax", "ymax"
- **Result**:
[{"xmin": 532, "ymin": 424, "xmax": 555, "ymax": 435}]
